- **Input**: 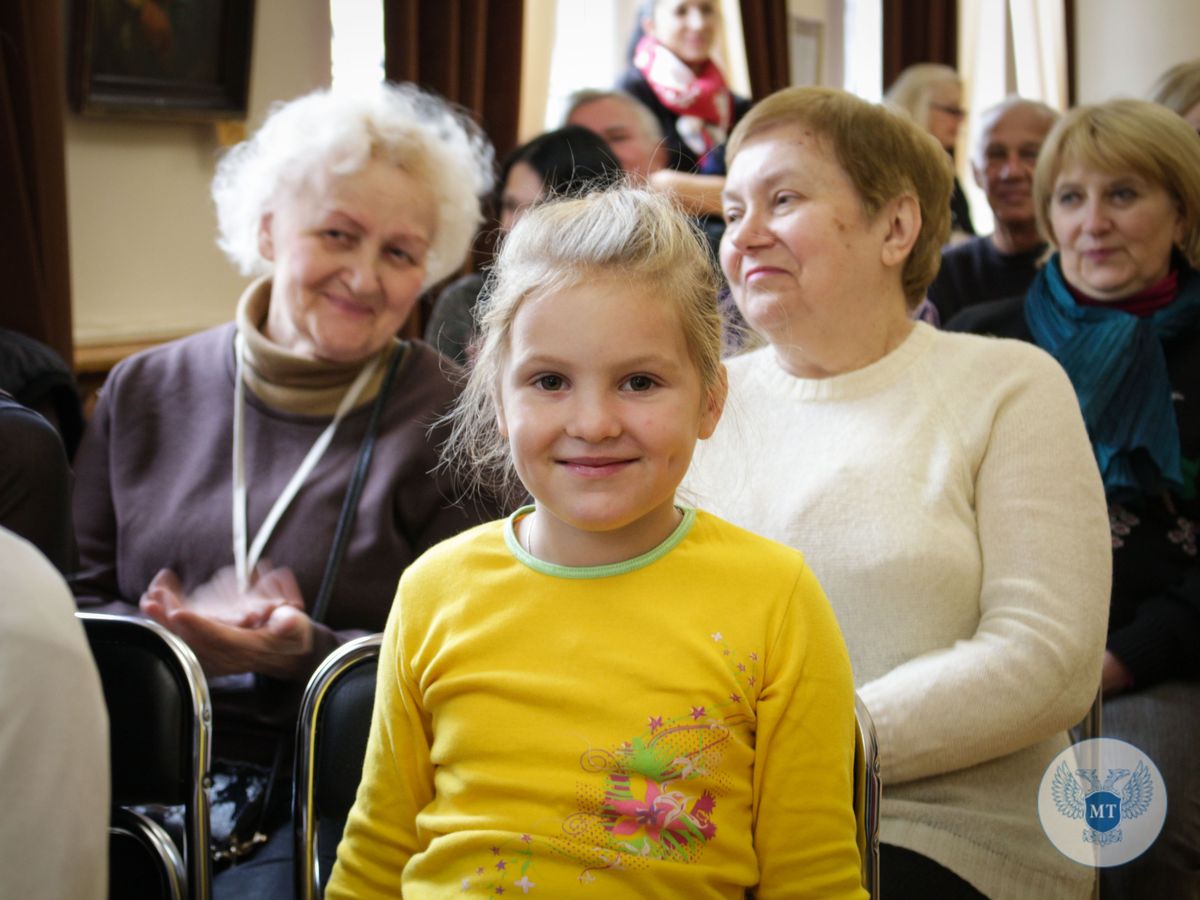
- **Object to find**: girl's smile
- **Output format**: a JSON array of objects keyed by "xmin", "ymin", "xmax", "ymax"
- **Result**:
[{"xmin": 495, "ymin": 275, "xmax": 724, "ymax": 567}]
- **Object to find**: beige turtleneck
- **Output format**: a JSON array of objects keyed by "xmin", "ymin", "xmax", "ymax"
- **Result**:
[{"xmin": 234, "ymin": 278, "xmax": 402, "ymax": 416}]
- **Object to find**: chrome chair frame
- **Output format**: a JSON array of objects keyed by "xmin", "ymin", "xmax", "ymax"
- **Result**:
[
  {"xmin": 1079, "ymin": 686, "xmax": 1103, "ymax": 742},
  {"xmin": 854, "ymin": 693, "xmax": 881, "ymax": 900},
  {"xmin": 1077, "ymin": 686, "xmax": 1103, "ymax": 900},
  {"xmin": 79, "ymin": 612, "xmax": 213, "ymax": 900},
  {"xmin": 293, "ymin": 633, "xmax": 383, "ymax": 900},
  {"xmin": 110, "ymin": 807, "xmax": 187, "ymax": 900}
]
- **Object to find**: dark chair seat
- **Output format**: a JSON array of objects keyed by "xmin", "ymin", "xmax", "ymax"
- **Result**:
[
  {"xmin": 109, "ymin": 807, "xmax": 186, "ymax": 900},
  {"xmin": 80, "ymin": 613, "xmax": 213, "ymax": 900}
]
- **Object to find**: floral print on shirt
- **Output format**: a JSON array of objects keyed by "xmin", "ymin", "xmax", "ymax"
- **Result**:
[{"xmin": 455, "ymin": 630, "xmax": 762, "ymax": 891}]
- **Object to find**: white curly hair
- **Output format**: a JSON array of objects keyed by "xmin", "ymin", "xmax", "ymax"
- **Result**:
[{"xmin": 212, "ymin": 83, "xmax": 494, "ymax": 287}]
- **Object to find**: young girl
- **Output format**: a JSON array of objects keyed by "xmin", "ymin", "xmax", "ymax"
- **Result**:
[{"xmin": 325, "ymin": 187, "xmax": 867, "ymax": 898}]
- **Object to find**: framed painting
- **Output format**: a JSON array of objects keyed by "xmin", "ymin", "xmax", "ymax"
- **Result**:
[{"xmin": 71, "ymin": 0, "xmax": 256, "ymax": 120}]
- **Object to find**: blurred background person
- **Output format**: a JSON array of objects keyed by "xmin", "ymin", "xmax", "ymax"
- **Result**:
[
  {"xmin": 563, "ymin": 88, "xmax": 667, "ymax": 181},
  {"xmin": 0, "ymin": 328, "xmax": 84, "ymax": 459},
  {"xmin": 951, "ymin": 98, "xmax": 1200, "ymax": 900},
  {"xmin": 1150, "ymin": 58, "xmax": 1200, "ymax": 133},
  {"xmin": 568, "ymin": 86, "xmax": 732, "ymax": 225},
  {"xmin": 425, "ymin": 125, "xmax": 623, "ymax": 365},
  {"xmin": 1, "ymin": 526, "xmax": 108, "ymax": 900},
  {"xmin": 71, "ymin": 83, "xmax": 497, "ymax": 894},
  {"xmin": 0, "ymin": 392, "xmax": 74, "ymax": 573},
  {"xmin": 619, "ymin": 0, "xmax": 750, "ymax": 175},
  {"xmin": 929, "ymin": 97, "xmax": 1059, "ymax": 324},
  {"xmin": 886, "ymin": 63, "xmax": 975, "ymax": 242}
]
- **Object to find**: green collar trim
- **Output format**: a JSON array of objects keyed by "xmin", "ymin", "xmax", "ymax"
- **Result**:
[{"xmin": 503, "ymin": 505, "xmax": 696, "ymax": 579}]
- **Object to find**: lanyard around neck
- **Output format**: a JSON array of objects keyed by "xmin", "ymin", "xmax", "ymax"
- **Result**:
[{"xmin": 231, "ymin": 332, "xmax": 381, "ymax": 591}]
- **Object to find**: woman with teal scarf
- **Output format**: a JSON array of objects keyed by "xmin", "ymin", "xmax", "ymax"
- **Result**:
[{"xmin": 951, "ymin": 98, "xmax": 1200, "ymax": 900}]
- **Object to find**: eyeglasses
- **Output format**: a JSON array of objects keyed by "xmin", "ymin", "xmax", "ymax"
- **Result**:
[{"xmin": 930, "ymin": 103, "xmax": 968, "ymax": 119}]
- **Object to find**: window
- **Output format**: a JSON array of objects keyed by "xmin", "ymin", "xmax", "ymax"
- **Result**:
[
  {"xmin": 330, "ymin": 0, "xmax": 385, "ymax": 91},
  {"xmin": 842, "ymin": 0, "xmax": 882, "ymax": 100},
  {"xmin": 543, "ymin": 0, "xmax": 638, "ymax": 129}
]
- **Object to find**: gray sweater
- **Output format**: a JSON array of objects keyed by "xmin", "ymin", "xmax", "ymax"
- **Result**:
[{"xmin": 72, "ymin": 321, "xmax": 496, "ymax": 763}]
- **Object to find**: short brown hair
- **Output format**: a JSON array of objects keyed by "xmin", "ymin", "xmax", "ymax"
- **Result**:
[
  {"xmin": 1033, "ymin": 98, "xmax": 1200, "ymax": 268},
  {"xmin": 726, "ymin": 86, "xmax": 953, "ymax": 307}
]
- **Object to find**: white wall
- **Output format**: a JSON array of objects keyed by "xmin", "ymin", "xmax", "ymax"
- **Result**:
[
  {"xmin": 65, "ymin": 0, "xmax": 332, "ymax": 347},
  {"xmin": 1074, "ymin": 0, "xmax": 1200, "ymax": 105},
  {"xmin": 786, "ymin": 0, "xmax": 844, "ymax": 89}
]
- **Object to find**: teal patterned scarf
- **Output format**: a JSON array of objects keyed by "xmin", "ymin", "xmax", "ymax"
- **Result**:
[{"xmin": 1025, "ymin": 254, "xmax": 1200, "ymax": 496}]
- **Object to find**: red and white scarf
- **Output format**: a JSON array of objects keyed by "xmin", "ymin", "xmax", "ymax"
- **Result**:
[{"xmin": 633, "ymin": 34, "xmax": 733, "ymax": 158}]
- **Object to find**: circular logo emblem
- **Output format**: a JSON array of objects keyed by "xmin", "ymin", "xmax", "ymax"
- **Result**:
[{"xmin": 1038, "ymin": 738, "xmax": 1167, "ymax": 867}]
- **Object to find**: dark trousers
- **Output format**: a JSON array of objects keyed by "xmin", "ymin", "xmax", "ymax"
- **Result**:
[{"xmin": 881, "ymin": 843, "xmax": 989, "ymax": 899}]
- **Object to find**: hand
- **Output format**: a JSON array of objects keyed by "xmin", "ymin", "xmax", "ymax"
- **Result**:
[
  {"xmin": 139, "ymin": 566, "xmax": 314, "ymax": 678},
  {"xmin": 646, "ymin": 169, "xmax": 726, "ymax": 216},
  {"xmin": 141, "ymin": 565, "xmax": 302, "ymax": 628},
  {"xmin": 1101, "ymin": 650, "xmax": 1134, "ymax": 698},
  {"xmin": 165, "ymin": 602, "xmax": 314, "ymax": 679}
]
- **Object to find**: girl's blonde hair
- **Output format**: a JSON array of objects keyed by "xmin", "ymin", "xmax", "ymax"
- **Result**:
[{"xmin": 441, "ymin": 186, "xmax": 723, "ymax": 507}]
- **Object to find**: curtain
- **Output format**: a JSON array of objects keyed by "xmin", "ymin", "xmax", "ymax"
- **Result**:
[
  {"xmin": 717, "ymin": 1, "xmax": 752, "ymax": 98},
  {"xmin": 383, "ymin": 0, "xmax": 523, "ymax": 164},
  {"xmin": 0, "ymin": 0, "xmax": 74, "ymax": 364},
  {"xmin": 1009, "ymin": 0, "xmax": 1068, "ymax": 110},
  {"xmin": 959, "ymin": 0, "xmax": 1069, "ymax": 234},
  {"xmin": 515, "ymin": 1, "xmax": 555, "ymax": 143},
  {"xmin": 738, "ymin": 0, "xmax": 789, "ymax": 99},
  {"xmin": 383, "ymin": 0, "xmax": 523, "ymax": 332},
  {"xmin": 882, "ymin": 0, "xmax": 958, "ymax": 91}
]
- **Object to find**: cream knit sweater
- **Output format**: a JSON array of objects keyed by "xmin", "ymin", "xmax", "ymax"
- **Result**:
[{"xmin": 687, "ymin": 322, "xmax": 1110, "ymax": 900}]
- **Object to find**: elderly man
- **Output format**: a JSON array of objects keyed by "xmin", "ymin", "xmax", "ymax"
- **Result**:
[
  {"xmin": 565, "ymin": 88, "xmax": 726, "ymax": 217},
  {"xmin": 564, "ymin": 88, "xmax": 666, "ymax": 180},
  {"xmin": 929, "ymin": 97, "xmax": 1059, "ymax": 324}
]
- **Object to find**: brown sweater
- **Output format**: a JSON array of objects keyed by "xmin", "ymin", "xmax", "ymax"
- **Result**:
[{"xmin": 72, "ymin": 321, "xmax": 497, "ymax": 762}]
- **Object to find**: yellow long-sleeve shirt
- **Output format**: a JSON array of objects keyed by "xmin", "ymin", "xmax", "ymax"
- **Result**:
[{"xmin": 327, "ymin": 508, "xmax": 866, "ymax": 899}]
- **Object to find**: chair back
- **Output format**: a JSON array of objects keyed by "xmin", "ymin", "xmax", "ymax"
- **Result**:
[
  {"xmin": 854, "ymin": 693, "xmax": 881, "ymax": 900},
  {"xmin": 1078, "ymin": 686, "xmax": 1103, "ymax": 741},
  {"xmin": 79, "ymin": 612, "xmax": 212, "ymax": 900},
  {"xmin": 109, "ymin": 807, "xmax": 186, "ymax": 900},
  {"xmin": 294, "ymin": 634, "xmax": 382, "ymax": 900}
]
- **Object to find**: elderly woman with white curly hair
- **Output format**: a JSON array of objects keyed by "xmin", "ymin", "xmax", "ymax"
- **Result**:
[{"xmin": 71, "ymin": 83, "xmax": 498, "ymax": 890}]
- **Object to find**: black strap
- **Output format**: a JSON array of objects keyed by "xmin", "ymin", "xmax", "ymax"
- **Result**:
[
  {"xmin": 309, "ymin": 343, "xmax": 407, "ymax": 623},
  {"xmin": 215, "ymin": 345, "xmax": 408, "ymax": 866}
]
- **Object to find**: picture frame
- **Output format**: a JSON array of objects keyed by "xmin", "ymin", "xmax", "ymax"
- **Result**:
[{"xmin": 71, "ymin": 0, "xmax": 256, "ymax": 120}]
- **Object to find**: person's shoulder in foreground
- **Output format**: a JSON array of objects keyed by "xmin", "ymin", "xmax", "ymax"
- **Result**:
[{"xmin": 0, "ymin": 527, "xmax": 109, "ymax": 900}]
